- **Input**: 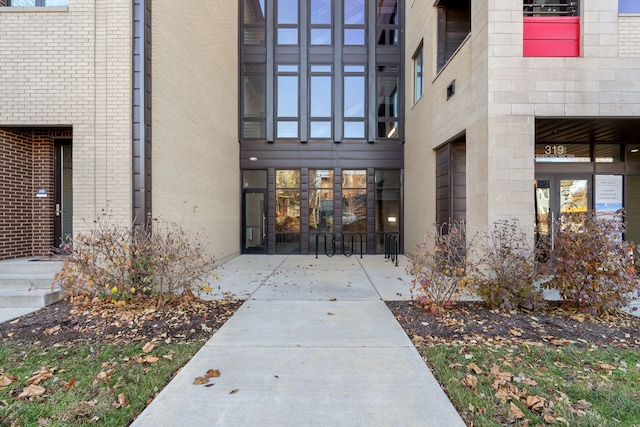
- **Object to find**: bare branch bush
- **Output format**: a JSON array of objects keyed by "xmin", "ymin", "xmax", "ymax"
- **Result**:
[
  {"xmin": 407, "ymin": 220, "xmax": 474, "ymax": 312},
  {"xmin": 55, "ymin": 215, "xmax": 215, "ymax": 307},
  {"xmin": 469, "ymin": 219, "xmax": 546, "ymax": 310}
]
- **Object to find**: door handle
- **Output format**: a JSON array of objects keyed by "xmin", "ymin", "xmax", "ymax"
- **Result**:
[
  {"xmin": 263, "ymin": 214, "xmax": 267, "ymax": 239},
  {"xmin": 55, "ymin": 204, "xmax": 61, "ymax": 217}
]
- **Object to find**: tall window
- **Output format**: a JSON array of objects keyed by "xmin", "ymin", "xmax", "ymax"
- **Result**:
[
  {"xmin": 277, "ymin": 0, "xmax": 299, "ymax": 45},
  {"xmin": 375, "ymin": 170, "xmax": 401, "ymax": 252},
  {"xmin": 277, "ymin": 65, "xmax": 300, "ymax": 138},
  {"xmin": 240, "ymin": 0, "xmax": 404, "ymax": 142},
  {"xmin": 310, "ymin": 65, "xmax": 333, "ymax": 139},
  {"xmin": 310, "ymin": 0, "xmax": 332, "ymax": 45},
  {"xmin": 276, "ymin": 170, "xmax": 301, "ymax": 253},
  {"xmin": 344, "ymin": 0, "xmax": 366, "ymax": 45},
  {"xmin": 413, "ymin": 43, "xmax": 424, "ymax": 103},
  {"xmin": 342, "ymin": 170, "xmax": 367, "ymax": 247},
  {"xmin": 436, "ymin": 0, "xmax": 471, "ymax": 72},
  {"xmin": 343, "ymin": 65, "xmax": 366, "ymax": 138}
]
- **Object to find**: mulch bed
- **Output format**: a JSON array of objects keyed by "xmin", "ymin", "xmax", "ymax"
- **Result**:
[
  {"xmin": 387, "ymin": 300, "xmax": 640, "ymax": 349},
  {"xmin": 1, "ymin": 297, "xmax": 639, "ymax": 349},
  {"xmin": 0, "ymin": 296, "xmax": 242, "ymax": 346}
]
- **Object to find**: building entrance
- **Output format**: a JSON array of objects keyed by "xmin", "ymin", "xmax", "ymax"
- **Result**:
[{"xmin": 54, "ymin": 139, "xmax": 73, "ymax": 249}]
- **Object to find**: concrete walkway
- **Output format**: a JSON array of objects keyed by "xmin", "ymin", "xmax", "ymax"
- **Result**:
[{"xmin": 131, "ymin": 255, "xmax": 467, "ymax": 427}]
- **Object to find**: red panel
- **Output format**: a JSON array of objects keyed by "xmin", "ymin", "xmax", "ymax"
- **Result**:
[
  {"xmin": 523, "ymin": 39, "xmax": 580, "ymax": 57},
  {"xmin": 523, "ymin": 16, "xmax": 580, "ymax": 57}
]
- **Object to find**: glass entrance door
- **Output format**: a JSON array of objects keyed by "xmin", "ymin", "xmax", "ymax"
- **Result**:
[
  {"xmin": 54, "ymin": 140, "xmax": 73, "ymax": 249},
  {"xmin": 535, "ymin": 175, "xmax": 591, "ymax": 255},
  {"xmin": 243, "ymin": 190, "xmax": 267, "ymax": 254}
]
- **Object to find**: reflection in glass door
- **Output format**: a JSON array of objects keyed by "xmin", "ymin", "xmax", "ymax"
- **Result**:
[
  {"xmin": 535, "ymin": 176, "xmax": 591, "ymax": 258},
  {"xmin": 243, "ymin": 191, "xmax": 266, "ymax": 254}
]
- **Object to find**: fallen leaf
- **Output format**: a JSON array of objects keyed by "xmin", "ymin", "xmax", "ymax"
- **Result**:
[
  {"xmin": 525, "ymin": 395, "xmax": 545, "ymax": 411},
  {"xmin": 596, "ymin": 363, "xmax": 615, "ymax": 372},
  {"xmin": 142, "ymin": 342, "xmax": 155, "ymax": 353},
  {"xmin": 115, "ymin": 393, "xmax": 129, "ymax": 408},
  {"xmin": 63, "ymin": 378, "xmax": 76, "ymax": 389},
  {"xmin": 142, "ymin": 355, "xmax": 159, "ymax": 364},
  {"xmin": 464, "ymin": 374, "xmax": 478, "ymax": 391},
  {"xmin": 193, "ymin": 377, "xmax": 209, "ymax": 385},
  {"xmin": 27, "ymin": 368, "xmax": 54, "ymax": 385},
  {"xmin": 229, "ymin": 388, "xmax": 239, "ymax": 394},
  {"xmin": 509, "ymin": 402, "xmax": 524, "ymax": 419},
  {"xmin": 44, "ymin": 325, "xmax": 61, "ymax": 335},
  {"xmin": 509, "ymin": 329, "xmax": 522, "ymax": 337},
  {"xmin": 0, "ymin": 374, "xmax": 17, "ymax": 388},
  {"xmin": 467, "ymin": 362, "xmax": 483, "ymax": 374},
  {"xmin": 205, "ymin": 369, "xmax": 221, "ymax": 378},
  {"xmin": 18, "ymin": 384, "xmax": 46, "ymax": 399}
]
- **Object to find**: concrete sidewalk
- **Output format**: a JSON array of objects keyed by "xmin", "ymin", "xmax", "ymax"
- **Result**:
[{"xmin": 131, "ymin": 255, "xmax": 467, "ymax": 427}]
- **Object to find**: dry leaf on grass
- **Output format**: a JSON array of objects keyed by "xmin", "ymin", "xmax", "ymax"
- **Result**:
[
  {"xmin": 142, "ymin": 342, "xmax": 155, "ymax": 353},
  {"xmin": 0, "ymin": 374, "xmax": 17, "ymax": 389},
  {"xmin": 142, "ymin": 355, "xmax": 159, "ymax": 364},
  {"xmin": 525, "ymin": 395, "xmax": 545, "ymax": 411},
  {"xmin": 464, "ymin": 374, "xmax": 478, "ymax": 392},
  {"xmin": 509, "ymin": 402, "xmax": 524, "ymax": 419},
  {"xmin": 467, "ymin": 362, "xmax": 483, "ymax": 374},
  {"xmin": 18, "ymin": 384, "xmax": 46, "ymax": 399}
]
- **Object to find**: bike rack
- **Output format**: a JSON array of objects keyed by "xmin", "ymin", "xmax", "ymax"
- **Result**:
[
  {"xmin": 384, "ymin": 232, "xmax": 399, "ymax": 266},
  {"xmin": 342, "ymin": 232, "xmax": 363, "ymax": 258},
  {"xmin": 315, "ymin": 233, "xmax": 335, "ymax": 258}
]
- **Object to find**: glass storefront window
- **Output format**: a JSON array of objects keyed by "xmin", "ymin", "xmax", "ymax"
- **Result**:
[
  {"xmin": 309, "ymin": 169, "xmax": 334, "ymax": 233},
  {"xmin": 342, "ymin": 170, "xmax": 367, "ymax": 250},
  {"xmin": 276, "ymin": 170, "xmax": 301, "ymax": 253},
  {"xmin": 627, "ymin": 145, "xmax": 640, "ymax": 162},
  {"xmin": 243, "ymin": 170, "xmax": 267, "ymax": 188},
  {"xmin": 375, "ymin": 170, "xmax": 401, "ymax": 252},
  {"xmin": 595, "ymin": 144, "xmax": 622, "ymax": 163}
]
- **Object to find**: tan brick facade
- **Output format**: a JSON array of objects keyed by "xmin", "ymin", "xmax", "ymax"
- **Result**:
[
  {"xmin": 0, "ymin": 1, "xmax": 133, "ymax": 259},
  {"xmin": 619, "ymin": 15, "xmax": 640, "ymax": 57},
  {"xmin": 151, "ymin": 0, "xmax": 239, "ymax": 262}
]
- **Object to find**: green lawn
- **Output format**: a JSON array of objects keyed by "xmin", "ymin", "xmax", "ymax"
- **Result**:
[
  {"xmin": 0, "ymin": 340, "xmax": 205, "ymax": 427},
  {"xmin": 423, "ymin": 342, "xmax": 640, "ymax": 426}
]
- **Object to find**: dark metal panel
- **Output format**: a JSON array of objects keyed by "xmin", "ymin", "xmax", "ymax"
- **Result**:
[
  {"xmin": 132, "ymin": 0, "xmax": 152, "ymax": 227},
  {"xmin": 536, "ymin": 118, "xmax": 640, "ymax": 144},
  {"xmin": 535, "ymin": 162, "xmax": 595, "ymax": 173},
  {"xmin": 595, "ymin": 163, "xmax": 625, "ymax": 174}
]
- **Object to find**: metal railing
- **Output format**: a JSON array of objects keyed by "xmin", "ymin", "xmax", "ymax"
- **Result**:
[
  {"xmin": 384, "ymin": 232, "xmax": 399, "ymax": 266},
  {"xmin": 342, "ymin": 232, "xmax": 363, "ymax": 258},
  {"xmin": 523, "ymin": 1, "xmax": 579, "ymax": 16}
]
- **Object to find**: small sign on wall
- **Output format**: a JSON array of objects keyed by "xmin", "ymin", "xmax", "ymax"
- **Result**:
[{"xmin": 35, "ymin": 189, "xmax": 48, "ymax": 198}]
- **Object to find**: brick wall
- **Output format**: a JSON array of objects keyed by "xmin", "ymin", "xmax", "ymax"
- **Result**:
[
  {"xmin": 619, "ymin": 15, "xmax": 640, "ymax": 57},
  {"xmin": 0, "ymin": 128, "xmax": 72, "ymax": 260},
  {"xmin": 0, "ymin": 0, "xmax": 133, "ymax": 242},
  {"xmin": 0, "ymin": 1, "xmax": 7, "ymax": 7},
  {"xmin": 0, "ymin": 129, "xmax": 33, "ymax": 259}
]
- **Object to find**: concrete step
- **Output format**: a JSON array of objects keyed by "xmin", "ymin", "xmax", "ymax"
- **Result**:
[
  {"xmin": 0, "ymin": 289, "xmax": 62, "ymax": 308},
  {"xmin": 0, "ymin": 258, "xmax": 64, "ymax": 308},
  {"xmin": 0, "ymin": 258, "xmax": 64, "ymax": 275},
  {"xmin": 0, "ymin": 274, "xmax": 59, "ymax": 291}
]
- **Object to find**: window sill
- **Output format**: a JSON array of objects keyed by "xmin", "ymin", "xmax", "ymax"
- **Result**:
[{"xmin": 0, "ymin": 6, "xmax": 68, "ymax": 12}]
